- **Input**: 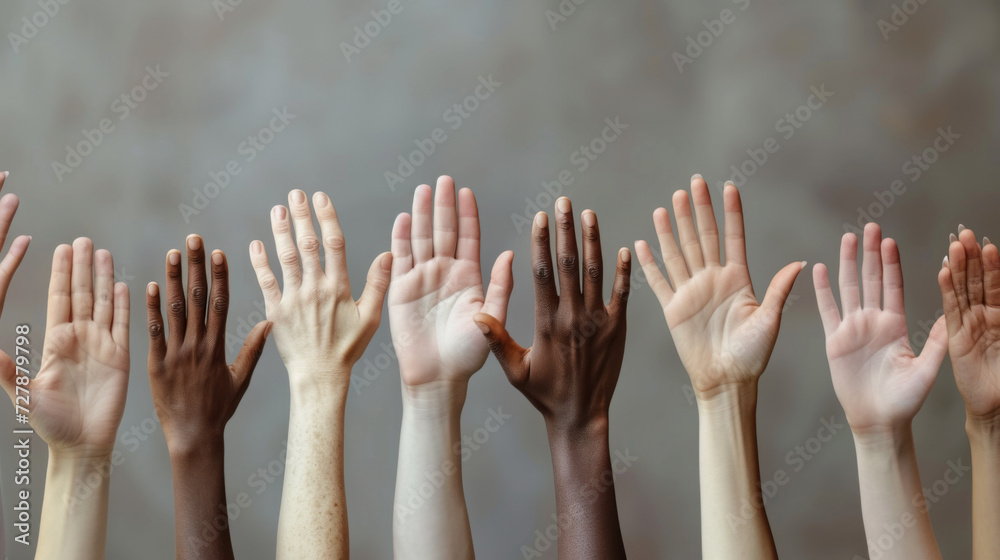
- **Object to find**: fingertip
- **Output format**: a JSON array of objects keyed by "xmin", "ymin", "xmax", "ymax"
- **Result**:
[
  {"xmin": 619, "ymin": 247, "xmax": 631, "ymax": 263},
  {"xmin": 186, "ymin": 234, "xmax": 202, "ymax": 251},
  {"xmin": 147, "ymin": 282, "xmax": 159, "ymax": 297},
  {"xmin": 212, "ymin": 250, "xmax": 225, "ymax": 266},
  {"xmin": 534, "ymin": 212, "xmax": 548, "ymax": 229}
]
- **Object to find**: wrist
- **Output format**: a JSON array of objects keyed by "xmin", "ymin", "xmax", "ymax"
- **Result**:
[
  {"xmin": 401, "ymin": 379, "xmax": 467, "ymax": 420},
  {"xmin": 852, "ymin": 424, "xmax": 914, "ymax": 455},
  {"xmin": 545, "ymin": 414, "xmax": 610, "ymax": 444},
  {"xmin": 694, "ymin": 381, "xmax": 758, "ymax": 417},
  {"xmin": 165, "ymin": 431, "xmax": 225, "ymax": 465},
  {"xmin": 966, "ymin": 413, "xmax": 1000, "ymax": 445},
  {"xmin": 286, "ymin": 363, "xmax": 353, "ymax": 394}
]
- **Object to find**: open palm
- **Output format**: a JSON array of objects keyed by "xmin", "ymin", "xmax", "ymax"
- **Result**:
[
  {"xmin": 940, "ymin": 227, "xmax": 1000, "ymax": 420},
  {"xmin": 388, "ymin": 177, "xmax": 512, "ymax": 386},
  {"xmin": 814, "ymin": 225, "xmax": 947, "ymax": 433},
  {"xmin": 27, "ymin": 240, "xmax": 130, "ymax": 458},
  {"xmin": 635, "ymin": 179, "xmax": 803, "ymax": 395},
  {"xmin": 33, "ymin": 320, "xmax": 129, "ymax": 456}
]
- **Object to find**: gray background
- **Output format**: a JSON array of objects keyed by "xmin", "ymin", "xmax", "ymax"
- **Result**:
[{"xmin": 1, "ymin": 0, "xmax": 999, "ymax": 558}]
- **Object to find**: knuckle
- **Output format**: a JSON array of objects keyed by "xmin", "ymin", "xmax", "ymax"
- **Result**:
[
  {"xmin": 586, "ymin": 262, "xmax": 601, "ymax": 279},
  {"xmin": 297, "ymin": 235, "xmax": 320, "ymax": 254},
  {"xmin": 278, "ymin": 249, "xmax": 299, "ymax": 267},
  {"xmin": 324, "ymin": 235, "xmax": 346, "ymax": 253},
  {"xmin": 168, "ymin": 300, "xmax": 185, "ymax": 316},
  {"xmin": 147, "ymin": 321, "xmax": 163, "ymax": 338},
  {"xmin": 533, "ymin": 262, "xmax": 553, "ymax": 282},
  {"xmin": 558, "ymin": 254, "xmax": 577, "ymax": 271},
  {"xmin": 212, "ymin": 295, "xmax": 229, "ymax": 313},
  {"xmin": 190, "ymin": 286, "xmax": 207, "ymax": 306}
]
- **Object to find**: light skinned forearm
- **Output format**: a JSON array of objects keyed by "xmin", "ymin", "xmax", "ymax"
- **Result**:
[
  {"xmin": 35, "ymin": 452, "xmax": 112, "ymax": 560},
  {"xmin": 853, "ymin": 427, "xmax": 941, "ymax": 560},
  {"xmin": 393, "ymin": 381, "xmax": 474, "ymax": 560},
  {"xmin": 169, "ymin": 439, "xmax": 235, "ymax": 560},
  {"xmin": 545, "ymin": 418, "xmax": 627, "ymax": 560},
  {"xmin": 277, "ymin": 376, "xmax": 350, "ymax": 560},
  {"xmin": 967, "ymin": 416, "xmax": 1000, "ymax": 560},
  {"xmin": 696, "ymin": 383, "xmax": 777, "ymax": 560}
]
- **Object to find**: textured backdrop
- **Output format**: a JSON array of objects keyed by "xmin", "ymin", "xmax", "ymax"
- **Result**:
[{"xmin": 1, "ymin": 0, "xmax": 999, "ymax": 558}]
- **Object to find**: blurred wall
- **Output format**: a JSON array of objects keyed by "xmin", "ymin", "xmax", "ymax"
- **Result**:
[{"xmin": 1, "ymin": 0, "xmax": 999, "ymax": 558}]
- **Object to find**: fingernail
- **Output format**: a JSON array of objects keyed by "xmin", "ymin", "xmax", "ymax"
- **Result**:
[
  {"xmin": 251, "ymin": 241, "xmax": 263, "ymax": 255},
  {"xmin": 801, "ymin": 261, "xmax": 808, "ymax": 269},
  {"xmin": 620, "ymin": 248, "xmax": 631, "ymax": 262},
  {"xmin": 582, "ymin": 211, "xmax": 596, "ymax": 227},
  {"xmin": 725, "ymin": 180, "xmax": 736, "ymax": 187},
  {"xmin": 187, "ymin": 236, "xmax": 201, "ymax": 250},
  {"xmin": 984, "ymin": 236, "xmax": 992, "ymax": 247},
  {"xmin": 535, "ymin": 212, "xmax": 547, "ymax": 228},
  {"xmin": 950, "ymin": 233, "xmax": 958, "ymax": 243},
  {"xmin": 212, "ymin": 251, "xmax": 224, "ymax": 265},
  {"xmin": 147, "ymin": 283, "xmax": 158, "ymax": 296},
  {"xmin": 168, "ymin": 251, "xmax": 180, "ymax": 265},
  {"xmin": 1, "ymin": 171, "xmax": 8, "ymax": 180},
  {"xmin": 556, "ymin": 197, "xmax": 571, "ymax": 214},
  {"xmin": 943, "ymin": 256, "xmax": 949, "ymax": 268},
  {"xmin": 273, "ymin": 205, "xmax": 286, "ymax": 220},
  {"xmin": 958, "ymin": 224, "xmax": 966, "ymax": 233},
  {"xmin": 314, "ymin": 192, "xmax": 329, "ymax": 207},
  {"xmin": 291, "ymin": 190, "xmax": 306, "ymax": 203},
  {"xmin": 691, "ymin": 173, "xmax": 703, "ymax": 181},
  {"xmin": 475, "ymin": 320, "xmax": 489, "ymax": 334},
  {"xmin": 380, "ymin": 252, "xmax": 392, "ymax": 270}
]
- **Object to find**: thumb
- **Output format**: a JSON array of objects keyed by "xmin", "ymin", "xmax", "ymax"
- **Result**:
[
  {"xmin": 231, "ymin": 320, "xmax": 272, "ymax": 389},
  {"xmin": 0, "ymin": 351, "xmax": 20, "ymax": 409},
  {"xmin": 357, "ymin": 252, "xmax": 392, "ymax": 322},
  {"xmin": 473, "ymin": 312, "xmax": 528, "ymax": 388},
  {"xmin": 916, "ymin": 315, "xmax": 949, "ymax": 381},
  {"xmin": 760, "ymin": 261, "xmax": 807, "ymax": 320}
]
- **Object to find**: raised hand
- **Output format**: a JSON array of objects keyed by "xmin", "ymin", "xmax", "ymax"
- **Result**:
[
  {"xmin": 634, "ymin": 177, "xmax": 800, "ymax": 560},
  {"xmin": 940, "ymin": 227, "xmax": 1000, "ymax": 422},
  {"xmin": 939, "ymin": 226, "xmax": 1000, "ymax": 560},
  {"xmin": 0, "ymin": 236, "xmax": 128, "ymax": 560},
  {"xmin": 251, "ymin": 190, "xmax": 391, "ymax": 560},
  {"xmin": 389, "ymin": 177, "xmax": 512, "ymax": 560},
  {"xmin": 474, "ymin": 196, "xmax": 630, "ymax": 560},
  {"xmin": 815, "ymin": 223, "xmax": 948, "ymax": 434},
  {"xmin": 814, "ymin": 222, "xmax": 945, "ymax": 560},
  {"xmin": 634, "ymin": 177, "xmax": 803, "ymax": 397},
  {"xmin": 388, "ymin": 176, "xmax": 513, "ymax": 389},
  {"xmin": 146, "ymin": 235, "xmax": 270, "ymax": 560},
  {"xmin": 251, "ymin": 190, "xmax": 390, "ymax": 387},
  {"xmin": 7, "ymin": 239, "xmax": 129, "ymax": 458}
]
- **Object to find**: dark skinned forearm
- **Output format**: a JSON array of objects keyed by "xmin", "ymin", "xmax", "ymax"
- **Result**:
[
  {"xmin": 546, "ymin": 420, "xmax": 627, "ymax": 560},
  {"xmin": 170, "ymin": 438, "xmax": 234, "ymax": 560}
]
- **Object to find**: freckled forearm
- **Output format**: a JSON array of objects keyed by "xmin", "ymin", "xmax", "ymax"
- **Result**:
[{"xmin": 278, "ymin": 382, "xmax": 350, "ymax": 559}]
